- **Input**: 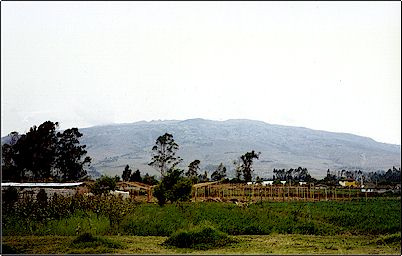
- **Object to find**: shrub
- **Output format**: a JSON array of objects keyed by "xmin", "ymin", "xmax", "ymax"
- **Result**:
[
  {"xmin": 71, "ymin": 232, "xmax": 123, "ymax": 249},
  {"xmin": 163, "ymin": 222, "xmax": 236, "ymax": 250}
]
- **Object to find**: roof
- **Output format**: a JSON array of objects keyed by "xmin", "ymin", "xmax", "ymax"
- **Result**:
[{"xmin": 2, "ymin": 182, "xmax": 84, "ymax": 188}]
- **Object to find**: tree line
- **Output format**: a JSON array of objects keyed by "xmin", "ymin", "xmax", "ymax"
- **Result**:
[{"xmin": 2, "ymin": 121, "xmax": 91, "ymax": 182}]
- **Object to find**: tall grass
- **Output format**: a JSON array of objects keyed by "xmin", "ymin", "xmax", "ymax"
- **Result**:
[{"xmin": 3, "ymin": 198, "xmax": 400, "ymax": 236}]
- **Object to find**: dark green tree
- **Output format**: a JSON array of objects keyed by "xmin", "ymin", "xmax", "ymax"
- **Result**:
[
  {"xmin": 55, "ymin": 128, "xmax": 91, "ymax": 181},
  {"xmin": 240, "ymin": 150, "xmax": 260, "ymax": 182},
  {"xmin": 211, "ymin": 163, "xmax": 227, "ymax": 181},
  {"xmin": 122, "ymin": 165, "xmax": 132, "ymax": 182},
  {"xmin": 1, "ymin": 132, "xmax": 21, "ymax": 181},
  {"xmin": 14, "ymin": 121, "xmax": 59, "ymax": 180},
  {"xmin": 153, "ymin": 168, "xmax": 192, "ymax": 206},
  {"xmin": 90, "ymin": 176, "xmax": 117, "ymax": 195},
  {"xmin": 198, "ymin": 170, "xmax": 209, "ymax": 183},
  {"xmin": 142, "ymin": 173, "xmax": 159, "ymax": 185},
  {"xmin": 130, "ymin": 169, "xmax": 142, "ymax": 182},
  {"xmin": 148, "ymin": 133, "xmax": 182, "ymax": 177},
  {"xmin": 233, "ymin": 159, "xmax": 242, "ymax": 182},
  {"xmin": 185, "ymin": 159, "xmax": 201, "ymax": 183}
]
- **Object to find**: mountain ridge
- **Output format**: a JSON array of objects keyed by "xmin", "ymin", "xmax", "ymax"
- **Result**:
[
  {"xmin": 76, "ymin": 119, "xmax": 400, "ymax": 179},
  {"xmin": 2, "ymin": 119, "xmax": 400, "ymax": 179}
]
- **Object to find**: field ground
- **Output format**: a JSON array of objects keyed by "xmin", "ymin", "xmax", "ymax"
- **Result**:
[{"xmin": 2, "ymin": 234, "xmax": 401, "ymax": 254}]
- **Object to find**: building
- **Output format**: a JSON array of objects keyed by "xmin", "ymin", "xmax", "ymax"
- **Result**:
[
  {"xmin": 1, "ymin": 182, "xmax": 84, "ymax": 199},
  {"xmin": 338, "ymin": 179, "xmax": 359, "ymax": 187}
]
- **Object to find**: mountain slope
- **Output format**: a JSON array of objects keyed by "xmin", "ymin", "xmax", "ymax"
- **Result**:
[{"xmin": 77, "ymin": 119, "xmax": 400, "ymax": 178}]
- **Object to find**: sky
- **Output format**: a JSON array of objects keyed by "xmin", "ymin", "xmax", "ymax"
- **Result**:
[{"xmin": 1, "ymin": 2, "xmax": 401, "ymax": 145}]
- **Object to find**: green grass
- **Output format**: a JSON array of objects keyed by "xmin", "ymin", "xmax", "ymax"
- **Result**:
[
  {"xmin": 119, "ymin": 198, "xmax": 400, "ymax": 236},
  {"xmin": 163, "ymin": 222, "xmax": 236, "ymax": 249},
  {"xmin": 69, "ymin": 232, "xmax": 124, "ymax": 254},
  {"xmin": 3, "ymin": 198, "xmax": 400, "ymax": 237},
  {"xmin": 2, "ymin": 234, "xmax": 401, "ymax": 254}
]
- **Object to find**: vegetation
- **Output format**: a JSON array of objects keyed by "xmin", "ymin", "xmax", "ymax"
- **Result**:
[
  {"xmin": 240, "ymin": 150, "xmax": 260, "ymax": 182},
  {"xmin": 3, "ymin": 197, "xmax": 400, "ymax": 237},
  {"xmin": 153, "ymin": 168, "xmax": 193, "ymax": 206},
  {"xmin": 211, "ymin": 163, "xmax": 227, "ymax": 181},
  {"xmin": 1, "ymin": 121, "xmax": 91, "ymax": 182},
  {"xmin": 2, "ymin": 233, "xmax": 401, "ymax": 254},
  {"xmin": 90, "ymin": 176, "xmax": 117, "ymax": 195},
  {"xmin": 148, "ymin": 133, "xmax": 182, "ymax": 177},
  {"xmin": 273, "ymin": 167, "xmax": 313, "ymax": 183},
  {"xmin": 163, "ymin": 222, "xmax": 236, "ymax": 249}
]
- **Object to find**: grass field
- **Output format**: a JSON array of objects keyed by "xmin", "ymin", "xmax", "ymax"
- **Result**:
[
  {"xmin": 2, "ymin": 197, "xmax": 400, "ymax": 254},
  {"xmin": 2, "ymin": 234, "xmax": 401, "ymax": 254}
]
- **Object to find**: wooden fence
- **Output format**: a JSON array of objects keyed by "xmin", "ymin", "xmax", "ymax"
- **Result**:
[{"xmin": 192, "ymin": 184, "xmax": 371, "ymax": 202}]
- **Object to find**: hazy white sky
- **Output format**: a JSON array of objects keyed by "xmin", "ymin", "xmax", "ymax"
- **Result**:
[{"xmin": 1, "ymin": 2, "xmax": 401, "ymax": 144}]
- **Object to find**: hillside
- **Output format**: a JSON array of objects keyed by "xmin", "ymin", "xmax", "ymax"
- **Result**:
[{"xmin": 74, "ymin": 119, "xmax": 401, "ymax": 179}]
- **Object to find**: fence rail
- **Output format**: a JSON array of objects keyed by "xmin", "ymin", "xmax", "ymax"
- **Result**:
[{"xmin": 192, "ymin": 184, "xmax": 373, "ymax": 202}]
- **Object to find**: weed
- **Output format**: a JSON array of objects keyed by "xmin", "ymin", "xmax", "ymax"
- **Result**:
[{"xmin": 162, "ymin": 222, "xmax": 236, "ymax": 249}]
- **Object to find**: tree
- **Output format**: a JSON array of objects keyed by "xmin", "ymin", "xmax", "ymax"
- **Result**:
[
  {"xmin": 55, "ymin": 128, "xmax": 91, "ymax": 181},
  {"xmin": 130, "ymin": 169, "xmax": 142, "ymax": 182},
  {"xmin": 211, "ymin": 163, "xmax": 227, "ymax": 181},
  {"xmin": 148, "ymin": 133, "xmax": 182, "ymax": 177},
  {"xmin": 233, "ymin": 159, "xmax": 242, "ymax": 182},
  {"xmin": 1, "ymin": 121, "xmax": 91, "ymax": 182},
  {"xmin": 240, "ymin": 151, "xmax": 260, "ymax": 182},
  {"xmin": 153, "ymin": 168, "xmax": 192, "ymax": 206},
  {"xmin": 122, "ymin": 165, "xmax": 132, "ymax": 182},
  {"xmin": 185, "ymin": 160, "xmax": 200, "ymax": 183},
  {"xmin": 90, "ymin": 176, "xmax": 117, "ymax": 195},
  {"xmin": 13, "ymin": 121, "xmax": 60, "ymax": 180},
  {"xmin": 142, "ymin": 173, "xmax": 159, "ymax": 185},
  {"xmin": 1, "ymin": 132, "xmax": 21, "ymax": 181},
  {"xmin": 198, "ymin": 170, "xmax": 209, "ymax": 183}
]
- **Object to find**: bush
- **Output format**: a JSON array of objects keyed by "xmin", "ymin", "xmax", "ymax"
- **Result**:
[
  {"xmin": 71, "ymin": 232, "xmax": 123, "ymax": 249},
  {"xmin": 163, "ymin": 222, "xmax": 236, "ymax": 250}
]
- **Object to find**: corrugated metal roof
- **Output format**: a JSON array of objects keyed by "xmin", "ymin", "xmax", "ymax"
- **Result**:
[{"xmin": 1, "ymin": 182, "xmax": 83, "ymax": 187}]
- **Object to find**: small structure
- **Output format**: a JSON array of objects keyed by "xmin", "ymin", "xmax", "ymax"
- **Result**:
[
  {"xmin": 299, "ymin": 181, "xmax": 307, "ymax": 186},
  {"xmin": 1, "ymin": 182, "xmax": 84, "ymax": 199},
  {"xmin": 339, "ymin": 179, "xmax": 359, "ymax": 188},
  {"xmin": 262, "ymin": 181, "xmax": 274, "ymax": 186},
  {"xmin": 110, "ymin": 190, "xmax": 130, "ymax": 200},
  {"xmin": 117, "ymin": 181, "xmax": 154, "ymax": 202}
]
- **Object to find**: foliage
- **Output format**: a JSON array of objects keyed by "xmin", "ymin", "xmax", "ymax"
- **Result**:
[
  {"xmin": 240, "ymin": 150, "xmax": 260, "ymax": 182},
  {"xmin": 90, "ymin": 176, "xmax": 117, "ymax": 195},
  {"xmin": 273, "ymin": 167, "xmax": 313, "ymax": 183},
  {"xmin": 153, "ymin": 168, "xmax": 193, "ymax": 206},
  {"xmin": 185, "ymin": 159, "xmax": 201, "ymax": 184},
  {"xmin": 1, "ymin": 121, "xmax": 91, "ymax": 182},
  {"xmin": 2, "ymin": 187, "xmax": 19, "ymax": 213},
  {"xmin": 122, "ymin": 165, "xmax": 132, "ymax": 182},
  {"xmin": 198, "ymin": 170, "xmax": 209, "ymax": 183},
  {"xmin": 3, "ymin": 197, "xmax": 400, "ymax": 237},
  {"xmin": 55, "ymin": 128, "xmax": 91, "ymax": 181},
  {"xmin": 142, "ymin": 173, "xmax": 159, "ymax": 185},
  {"xmin": 148, "ymin": 133, "xmax": 182, "ymax": 177},
  {"xmin": 211, "ymin": 163, "xmax": 227, "ymax": 181},
  {"xmin": 129, "ymin": 169, "xmax": 142, "ymax": 182},
  {"xmin": 71, "ymin": 232, "xmax": 123, "ymax": 253},
  {"xmin": 163, "ymin": 222, "xmax": 236, "ymax": 249}
]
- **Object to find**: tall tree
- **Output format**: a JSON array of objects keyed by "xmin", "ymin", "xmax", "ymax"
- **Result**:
[
  {"xmin": 1, "ymin": 121, "xmax": 91, "ymax": 182},
  {"xmin": 13, "ymin": 121, "xmax": 59, "ymax": 180},
  {"xmin": 211, "ymin": 163, "xmax": 227, "ymax": 181},
  {"xmin": 55, "ymin": 128, "xmax": 91, "ymax": 181},
  {"xmin": 185, "ymin": 159, "xmax": 200, "ymax": 183},
  {"xmin": 240, "ymin": 150, "xmax": 260, "ymax": 182},
  {"xmin": 122, "ymin": 165, "xmax": 132, "ymax": 182},
  {"xmin": 1, "ymin": 132, "xmax": 21, "ymax": 181},
  {"xmin": 148, "ymin": 133, "xmax": 182, "ymax": 177},
  {"xmin": 130, "ymin": 169, "xmax": 142, "ymax": 182}
]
